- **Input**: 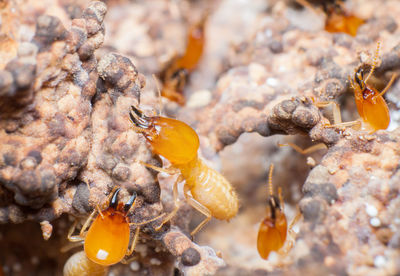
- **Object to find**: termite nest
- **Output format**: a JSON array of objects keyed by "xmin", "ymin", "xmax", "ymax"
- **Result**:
[{"xmin": 1, "ymin": 0, "xmax": 400, "ymax": 276}]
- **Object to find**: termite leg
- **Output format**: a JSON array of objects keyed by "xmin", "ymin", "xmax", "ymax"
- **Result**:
[
  {"xmin": 288, "ymin": 211, "xmax": 302, "ymax": 234},
  {"xmin": 67, "ymin": 220, "xmax": 84, "ymax": 242},
  {"xmin": 316, "ymin": 101, "xmax": 362, "ymax": 129},
  {"xmin": 278, "ymin": 211, "xmax": 302, "ymax": 256},
  {"xmin": 96, "ymin": 205, "xmax": 104, "ymax": 219},
  {"xmin": 315, "ymin": 101, "xmax": 342, "ymax": 125},
  {"xmin": 278, "ymin": 142, "xmax": 327, "ymax": 155},
  {"xmin": 163, "ymin": 87, "xmax": 186, "ymax": 105},
  {"xmin": 67, "ymin": 208, "xmax": 97, "ymax": 242},
  {"xmin": 79, "ymin": 209, "xmax": 98, "ymax": 236},
  {"xmin": 138, "ymin": 161, "xmax": 179, "ymax": 175},
  {"xmin": 376, "ymin": 73, "xmax": 397, "ymax": 99},
  {"xmin": 131, "ymin": 125, "xmax": 148, "ymax": 134},
  {"xmin": 60, "ymin": 240, "xmax": 84, "ymax": 253},
  {"xmin": 348, "ymin": 75, "xmax": 355, "ymax": 90},
  {"xmin": 154, "ymin": 175, "xmax": 183, "ymax": 231},
  {"xmin": 129, "ymin": 213, "xmax": 166, "ymax": 227},
  {"xmin": 121, "ymin": 255, "xmax": 138, "ymax": 265},
  {"xmin": 327, "ymin": 120, "xmax": 362, "ymax": 129},
  {"xmin": 184, "ymin": 186, "xmax": 212, "ymax": 237},
  {"xmin": 127, "ymin": 227, "xmax": 140, "ymax": 256},
  {"xmin": 121, "ymin": 227, "xmax": 140, "ymax": 264}
]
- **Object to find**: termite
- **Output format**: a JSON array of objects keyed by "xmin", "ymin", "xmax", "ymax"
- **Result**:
[
  {"xmin": 295, "ymin": 0, "xmax": 364, "ymax": 36},
  {"xmin": 63, "ymin": 250, "xmax": 108, "ymax": 276},
  {"xmin": 257, "ymin": 164, "xmax": 300, "ymax": 260},
  {"xmin": 160, "ymin": 14, "xmax": 207, "ymax": 105},
  {"xmin": 348, "ymin": 42, "xmax": 397, "ymax": 131},
  {"xmin": 324, "ymin": 1, "xmax": 364, "ymax": 36},
  {"xmin": 65, "ymin": 187, "xmax": 164, "ymax": 272},
  {"xmin": 129, "ymin": 106, "xmax": 239, "ymax": 236},
  {"xmin": 317, "ymin": 43, "xmax": 396, "ymax": 132}
]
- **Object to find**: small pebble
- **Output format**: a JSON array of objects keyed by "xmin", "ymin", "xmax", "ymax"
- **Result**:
[
  {"xmin": 130, "ymin": 261, "xmax": 140, "ymax": 271},
  {"xmin": 268, "ymin": 251, "xmax": 278, "ymax": 262},
  {"xmin": 365, "ymin": 203, "xmax": 378, "ymax": 217},
  {"xmin": 12, "ymin": 263, "xmax": 21, "ymax": 272},
  {"xmin": 266, "ymin": 77, "xmax": 278, "ymax": 87},
  {"xmin": 370, "ymin": 217, "xmax": 381, "ymax": 227},
  {"xmin": 186, "ymin": 89, "xmax": 211, "ymax": 108},
  {"xmin": 306, "ymin": 156, "xmax": 316, "ymax": 167},
  {"xmin": 374, "ymin": 255, "xmax": 386, "ymax": 268},
  {"xmin": 324, "ymin": 256, "xmax": 335, "ymax": 267},
  {"xmin": 31, "ymin": 256, "xmax": 39, "ymax": 265},
  {"xmin": 150, "ymin": 258, "xmax": 162, "ymax": 265},
  {"xmin": 40, "ymin": 220, "xmax": 53, "ymax": 240}
]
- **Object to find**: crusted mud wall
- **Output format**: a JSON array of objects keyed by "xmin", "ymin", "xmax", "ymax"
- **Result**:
[{"xmin": 0, "ymin": 0, "xmax": 399, "ymax": 275}]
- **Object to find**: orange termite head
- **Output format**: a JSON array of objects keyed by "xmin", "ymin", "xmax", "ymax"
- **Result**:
[
  {"xmin": 130, "ymin": 106, "xmax": 199, "ymax": 165},
  {"xmin": 257, "ymin": 164, "xmax": 288, "ymax": 260},
  {"xmin": 257, "ymin": 194, "xmax": 288, "ymax": 260},
  {"xmin": 257, "ymin": 202, "xmax": 288, "ymax": 260},
  {"xmin": 84, "ymin": 188, "xmax": 136, "ymax": 266}
]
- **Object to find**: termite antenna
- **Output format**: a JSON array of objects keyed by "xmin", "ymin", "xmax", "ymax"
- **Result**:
[
  {"xmin": 267, "ymin": 163, "xmax": 278, "ymax": 220},
  {"xmin": 268, "ymin": 163, "xmax": 274, "ymax": 197},
  {"xmin": 152, "ymin": 74, "xmax": 163, "ymax": 116},
  {"xmin": 372, "ymin": 41, "xmax": 381, "ymax": 70},
  {"xmin": 278, "ymin": 187, "xmax": 284, "ymax": 209},
  {"xmin": 365, "ymin": 41, "xmax": 381, "ymax": 83}
]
